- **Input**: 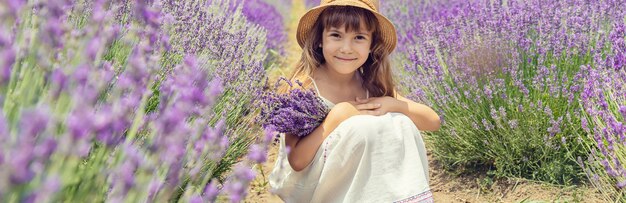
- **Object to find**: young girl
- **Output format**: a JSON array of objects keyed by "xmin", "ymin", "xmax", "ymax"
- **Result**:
[{"xmin": 269, "ymin": 0, "xmax": 440, "ymax": 202}]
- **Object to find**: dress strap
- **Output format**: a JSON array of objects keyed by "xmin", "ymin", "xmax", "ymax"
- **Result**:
[{"xmin": 306, "ymin": 75, "xmax": 322, "ymax": 96}]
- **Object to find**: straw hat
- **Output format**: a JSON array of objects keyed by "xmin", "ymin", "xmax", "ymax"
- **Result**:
[{"xmin": 296, "ymin": 0, "xmax": 397, "ymax": 54}]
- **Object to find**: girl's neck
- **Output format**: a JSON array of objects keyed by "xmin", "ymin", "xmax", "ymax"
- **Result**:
[{"xmin": 317, "ymin": 64, "xmax": 361, "ymax": 87}]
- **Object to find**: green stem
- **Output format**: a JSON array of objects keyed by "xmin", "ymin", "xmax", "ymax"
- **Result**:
[{"xmin": 125, "ymin": 81, "xmax": 153, "ymax": 142}]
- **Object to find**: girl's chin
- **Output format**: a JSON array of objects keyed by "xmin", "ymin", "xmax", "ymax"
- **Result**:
[
  {"xmin": 326, "ymin": 64, "xmax": 364, "ymax": 74},
  {"xmin": 331, "ymin": 68, "xmax": 360, "ymax": 75}
]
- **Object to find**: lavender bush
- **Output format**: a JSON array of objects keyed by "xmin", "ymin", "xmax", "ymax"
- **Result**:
[
  {"xmin": 255, "ymin": 77, "xmax": 330, "ymax": 138},
  {"xmin": 578, "ymin": 24, "xmax": 626, "ymax": 199},
  {"xmin": 158, "ymin": 0, "xmax": 268, "ymax": 187},
  {"xmin": 383, "ymin": 0, "xmax": 626, "ymax": 193},
  {"xmin": 0, "ymin": 0, "xmax": 284, "ymax": 201}
]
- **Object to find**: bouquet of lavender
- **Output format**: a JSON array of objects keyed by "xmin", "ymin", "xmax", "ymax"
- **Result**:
[{"xmin": 256, "ymin": 77, "xmax": 330, "ymax": 138}]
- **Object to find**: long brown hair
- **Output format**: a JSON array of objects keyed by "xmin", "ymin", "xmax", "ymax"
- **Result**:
[{"xmin": 284, "ymin": 6, "xmax": 396, "ymax": 98}]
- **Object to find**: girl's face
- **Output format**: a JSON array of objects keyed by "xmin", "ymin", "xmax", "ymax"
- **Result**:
[{"xmin": 320, "ymin": 24, "xmax": 373, "ymax": 75}]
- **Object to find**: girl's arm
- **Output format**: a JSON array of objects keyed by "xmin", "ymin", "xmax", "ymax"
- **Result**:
[
  {"xmin": 395, "ymin": 94, "xmax": 441, "ymax": 131},
  {"xmin": 284, "ymin": 102, "xmax": 364, "ymax": 171},
  {"xmin": 355, "ymin": 94, "xmax": 441, "ymax": 131}
]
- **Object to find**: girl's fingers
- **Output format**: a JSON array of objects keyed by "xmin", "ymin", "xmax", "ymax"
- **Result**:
[
  {"xmin": 355, "ymin": 97, "xmax": 370, "ymax": 103},
  {"xmin": 360, "ymin": 110, "xmax": 381, "ymax": 116},
  {"xmin": 355, "ymin": 103, "xmax": 381, "ymax": 110}
]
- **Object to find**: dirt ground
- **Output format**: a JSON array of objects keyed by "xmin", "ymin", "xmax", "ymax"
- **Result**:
[{"xmin": 244, "ymin": 146, "xmax": 607, "ymax": 203}]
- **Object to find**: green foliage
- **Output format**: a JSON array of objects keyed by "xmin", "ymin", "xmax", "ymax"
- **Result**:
[{"xmin": 419, "ymin": 48, "xmax": 594, "ymax": 185}]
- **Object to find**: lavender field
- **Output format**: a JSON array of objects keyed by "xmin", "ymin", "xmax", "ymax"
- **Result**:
[{"xmin": 0, "ymin": 0, "xmax": 625, "ymax": 202}]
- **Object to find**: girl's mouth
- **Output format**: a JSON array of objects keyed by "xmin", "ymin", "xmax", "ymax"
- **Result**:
[{"xmin": 335, "ymin": 56, "xmax": 356, "ymax": 61}]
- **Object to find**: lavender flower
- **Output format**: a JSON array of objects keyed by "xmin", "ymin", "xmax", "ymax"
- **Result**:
[
  {"xmin": 247, "ymin": 144, "xmax": 267, "ymax": 163},
  {"xmin": 203, "ymin": 180, "xmax": 220, "ymax": 202},
  {"xmin": 508, "ymin": 120, "xmax": 519, "ymax": 129},
  {"xmin": 256, "ymin": 77, "xmax": 330, "ymax": 137},
  {"xmin": 224, "ymin": 164, "xmax": 256, "ymax": 203},
  {"xmin": 241, "ymin": 0, "xmax": 286, "ymax": 53},
  {"xmin": 0, "ymin": 46, "xmax": 15, "ymax": 84},
  {"xmin": 19, "ymin": 108, "xmax": 50, "ymax": 137}
]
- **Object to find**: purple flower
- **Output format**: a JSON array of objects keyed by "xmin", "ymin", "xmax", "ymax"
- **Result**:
[
  {"xmin": 1, "ymin": 46, "xmax": 16, "ymax": 84},
  {"xmin": 147, "ymin": 179, "xmax": 163, "ymax": 200},
  {"xmin": 233, "ymin": 164, "xmax": 256, "ymax": 182},
  {"xmin": 188, "ymin": 195, "xmax": 203, "ymax": 203},
  {"xmin": 247, "ymin": 144, "xmax": 267, "ymax": 163},
  {"xmin": 48, "ymin": 68, "xmax": 68, "ymax": 98},
  {"xmin": 482, "ymin": 118, "xmax": 493, "ymax": 131},
  {"xmin": 508, "ymin": 120, "xmax": 518, "ymax": 129},
  {"xmin": 67, "ymin": 106, "xmax": 94, "ymax": 139},
  {"xmin": 471, "ymin": 122, "xmax": 480, "ymax": 130},
  {"xmin": 483, "ymin": 86, "xmax": 493, "ymax": 99},
  {"xmin": 241, "ymin": 0, "xmax": 286, "ymax": 53},
  {"xmin": 112, "ymin": 160, "xmax": 137, "ymax": 195},
  {"xmin": 581, "ymin": 116, "xmax": 590, "ymax": 132},
  {"xmin": 256, "ymin": 77, "xmax": 330, "ymax": 137},
  {"xmin": 135, "ymin": 2, "xmax": 162, "ymax": 28},
  {"xmin": 0, "ymin": 112, "xmax": 8, "ymax": 141},
  {"xmin": 263, "ymin": 126, "xmax": 278, "ymax": 143},
  {"xmin": 6, "ymin": 0, "xmax": 27, "ymax": 17},
  {"xmin": 34, "ymin": 138, "xmax": 57, "ymax": 160},
  {"xmin": 203, "ymin": 180, "xmax": 220, "ymax": 202},
  {"xmin": 9, "ymin": 149, "xmax": 35, "ymax": 184},
  {"xmin": 617, "ymin": 180, "xmax": 626, "ymax": 189},
  {"xmin": 86, "ymin": 38, "xmax": 102, "ymax": 60},
  {"xmin": 42, "ymin": 17, "xmax": 65, "ymax": 49},
  {"xmin": 490, "ymin": 107, "xmax": 499, "ymax": 120},
  {"xmin": 498, "ymin": 106, "xmax": 507, "ymax": 119},
  {"xmin": 226, "ymin": 182, "xmax": 244, "ymax": 203},
  {"xmin": 19, "ymin": 108, "xmax": 50, "ymax": 136},
  {"xmin": 223, "ymin": 164, "xmax": 256, "ymax": 203},
  {"xmin": 547, "ymin": 117, "xmax": 562, "ymax": 137}
]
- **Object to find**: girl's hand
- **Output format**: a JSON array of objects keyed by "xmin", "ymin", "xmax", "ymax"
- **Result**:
[{"xmin": 353, "ymin": 96, "xmax": 401, "ymax": 116}]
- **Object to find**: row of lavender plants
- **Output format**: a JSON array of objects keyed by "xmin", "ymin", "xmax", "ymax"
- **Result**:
[
  {"xmin": 0, "ymin": 0, "xmax": 287, "ymax": 202},
  {"xmin": 383, "ymin": 0, "xmax": 625, "ymax": 200}
]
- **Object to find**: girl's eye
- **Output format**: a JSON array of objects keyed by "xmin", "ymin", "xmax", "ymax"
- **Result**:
[
  {"xmin": 330, "ymin": 33, "xmax": 340, "ymax": 38},
  {"xmin": 356, "ymin": 36, "xmax": 367, "ymax": 40}
]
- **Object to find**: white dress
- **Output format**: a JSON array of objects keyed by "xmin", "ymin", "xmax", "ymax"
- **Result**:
[{"xmin": 269, "ymin": 76, "xmax": 433, "ymax": 203}]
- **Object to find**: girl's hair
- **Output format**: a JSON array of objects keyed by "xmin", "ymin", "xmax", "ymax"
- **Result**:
[{"xmin": 284, "ymin": 6, "xmax": 397, "ymax": 98}]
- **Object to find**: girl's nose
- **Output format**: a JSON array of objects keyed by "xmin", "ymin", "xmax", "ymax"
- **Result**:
[{"xmin": 339, "ymin": 41, "xmax": 353, "ymax": 54}]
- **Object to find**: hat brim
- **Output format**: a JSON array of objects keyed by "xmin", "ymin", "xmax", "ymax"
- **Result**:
[{"xmin": 296, "ymin": 1, "xmax": 397, "ymax": 54}]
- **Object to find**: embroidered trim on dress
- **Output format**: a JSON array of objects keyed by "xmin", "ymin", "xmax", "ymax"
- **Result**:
[
  {"xmin": 393, "ymin": 190, "xmax": 434, "ymax": 203},
  {"xmin": 322, "ymin": 134, "xmax": 333, "ymax": 163}
]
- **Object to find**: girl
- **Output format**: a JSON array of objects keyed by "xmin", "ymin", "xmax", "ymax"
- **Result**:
[{"xmin": 269, "ymin": 0, "xmax": 440, "ymax": 202}]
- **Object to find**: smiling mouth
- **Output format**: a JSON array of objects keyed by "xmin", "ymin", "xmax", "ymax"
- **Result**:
[{"xmin": 335, "ymin": 57, "xmax": 356, "ymax": 61}]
